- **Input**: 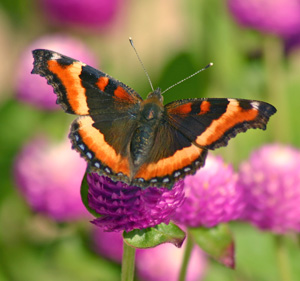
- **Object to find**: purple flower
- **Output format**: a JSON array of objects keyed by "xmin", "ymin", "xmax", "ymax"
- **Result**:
[
  {"xmin": 92, "ymin": 227, "xmax": 123, "ymax": 263},
  {"xmin": 87, "ymin": 174, "xmax": 185, "ymax": 232},
  {"xmin": 40, "ymin": 0, "xmax": 122, "ymax": 30},
  {"xmin": 16, "ymin": 34, "xmax": 97, "ymax": 110},
  {"xmin": 228, "ymin": 0, "xmax": 300, "ymax": 38},
  {"xmin": 136, "ymin": 242, "xmax": 206, "ymax": 281},
  {"xmin": 238, "ymin": 144, "xmax": 300, "ymax": 233},
  {"xmin": 172, "ymin": 154, "xmax": 244, "ymax": 228},
  {"xmin": 14, "ymin": 135, "xmax": 89, "ymax": 221}
]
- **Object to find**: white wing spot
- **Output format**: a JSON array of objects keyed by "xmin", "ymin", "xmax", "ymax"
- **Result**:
[
  {"xmin": 251, "ymin": 101, "xmax": 260, "ymax": 110},
  {"xmin": 78, "ymin": 144, "xmax": 85, "ymax": 151},
  {"xmin": 162, "ymin": 177, "xmax": 170, "ymax": 183},
  {"xmin": 51, "ymin": 53, "xmax": 62, "ymax": 60},
  {"xmin": 184, "ymin": 167, "xmax": 191, "ymax": 172},
  {"xmin": 105, "ymin": 167, "xmax": 111, "ymax": 174},
  {"xmin": 86, "ymin": 152, "xmax": 93, "ymax": 159}
]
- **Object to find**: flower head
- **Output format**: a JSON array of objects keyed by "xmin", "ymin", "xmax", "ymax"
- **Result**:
[
  {"xmin": 238, "ymin": 144, "xmax": 300, "ymax": 233},
  {"xmin": 172, "ymin": 154, "xmax": 244, "ymax": 227},
  {"xmin": 16, "ymin": 34, "xmax": 97, "ymax": 110},
  {"xmin": 87, "ymin": 174, "xmax": 185, "ymax": 232},
  {"xmin": 40, "ymin": 0, "xmax": 122, "ymax": 30},
  {"xmin": 14, "ymin": 135, "xmax": 89, "ymax": 221},
  {"xmin": 228, "ymin": 0, "xmax": 300, "ymax": 38}
]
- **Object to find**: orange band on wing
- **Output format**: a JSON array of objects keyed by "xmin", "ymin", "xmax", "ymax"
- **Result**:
[
  {"xmin": 76, "ymin": 116, "xmax": 130, "ymax": 176},
  {"xmin": 96, "ymin": 76, "xmax": 109, "ymax": 91},
  {"xmin": 114, "ymin": 86, "xmax": 135, "ymax": 103},
  {"xmin": 168, "ymin": 102, "xmax": 192, "ymax": 115},
  {"xmin": 198, "ymin": 100, "xmax": 211, "ymax": 115},
  {"xmin": 196, "ymin": 100, "xmax": 258, "ymax": 146},
  {"xmin": 134, "ymin": 144, "xmax": 203, "ymax": 180},
  {"xmin": 48, "ymin": 60, "xmax": 89, "ymax": 114}
]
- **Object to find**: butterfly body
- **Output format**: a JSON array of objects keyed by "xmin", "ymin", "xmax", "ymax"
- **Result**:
[{"xmin": 32, "ymin": 49, "xmax": 276, "ymax": 189}]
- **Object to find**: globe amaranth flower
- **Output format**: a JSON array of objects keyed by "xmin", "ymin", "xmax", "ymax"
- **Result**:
[
  {"xmin": 172, "ymin": 154, "xmax": 245, "ymax": 227},
  {"xmin": 136, "ymin": 242, "xmax": 206, "ymax": 281},
  {"xmin": 14, "ymin": 135, "xmax": 89, "ymax": 221},
  {"xmin": 92, "ymin": 227, "xmax": 123, "ymax": 263},
  {"xmin": 87, "ymin": 173, "xmax": 185, "ymax": 232},
  {"xmin": 92, "ymin": 228, "xmax": 207, "ymax": 281},
  {"xmin": 40, "ymin": 0, "xmax": 122, "ymax": 30},
  {"xmin": 238, "ymin": 144, "xmax": 300, "ymax": 233},
  {"xmin": 16, "ymin": 34, "xmax": 97, "ymax": 110},
  {"xmin": 228, "ymin": 0, "xmax": 300, "ymax": 38}
]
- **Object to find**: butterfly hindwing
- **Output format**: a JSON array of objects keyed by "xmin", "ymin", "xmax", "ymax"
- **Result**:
[
  {"xmin": 69, "ymin": 115, "xmax": 138, "ymax": 184},
  {"xmin": 166, "ymin": 98, "xmax": 276, "ymax": 150},
  {"xmin": 129, "ymin": 119, "xmax": 207, "ymax": 188}
]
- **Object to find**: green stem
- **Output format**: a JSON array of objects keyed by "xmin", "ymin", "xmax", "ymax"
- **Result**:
[
  {"xmin": 275, "ymin": 235, "xmax": 292, "ymax": 281},
  {"xmin": 178, "ymin": 232, "xmax": 194, "ymax": 281},
  {"xmin": 263, "ymin": 35, "xmax": 291, "ymax": 142},
  {"xmin": 121, "ymin": 240, "xmax": 136, "ymax": 281}
]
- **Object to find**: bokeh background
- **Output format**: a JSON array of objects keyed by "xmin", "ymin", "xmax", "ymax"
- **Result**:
[{"xmin": 1, "ymin": 0, "xmax": 300, "ymax": 280}]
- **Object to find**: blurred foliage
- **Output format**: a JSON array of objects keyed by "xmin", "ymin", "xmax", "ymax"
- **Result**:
[{"xmin": 1, "ymin": 0, "xmax": 300, "ymax": 280}]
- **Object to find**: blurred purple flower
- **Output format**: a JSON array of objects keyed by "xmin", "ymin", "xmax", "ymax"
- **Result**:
[
  {"xmin": 40, "ymin": 0, "xmax": 122, "ymax": 30},
  {"xmin": 228, "ymin": 0, "xmax": 300, "ymax": 38},
  {"xmin": 238, "ymin": 144, "xmax": 300, "ymax": 233},
  {"xmin": 136, "ymin": 242, "xmax": 206, "ymax": 281},
  {"xmin": 284, "ymin": 31, "xmax": 300, "ymax": 53},
  {"xmin": 92, "ymin": 227, "xmax": 123, "ymax": 263},
  {"xmin": 14, "ymin": 135, "xmax": 89, "ymax": 221},
  {"xmin": 16, "ymin": 34, "xmax": 97, "ymax": 110},
  {"xmin": 172, "ymin": 154, "xmax": 244, "ymax": 228},
  {"xmin": 87, "ymin": 174, "xmax": 185, "ymax": 232}
]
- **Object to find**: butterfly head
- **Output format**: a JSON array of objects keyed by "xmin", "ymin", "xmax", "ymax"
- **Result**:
[{"xmin": 146, "ymin": 88, "xmax": 164, "ymax": 104}]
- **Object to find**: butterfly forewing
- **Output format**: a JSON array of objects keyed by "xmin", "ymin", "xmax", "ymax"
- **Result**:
[
  {"xmin": 31, "ymin": 49, "xmax": 143, "ymax": 115},
  {"xmin": 166, "ymin": 98, "xmax": 276, "ymax": 150}
]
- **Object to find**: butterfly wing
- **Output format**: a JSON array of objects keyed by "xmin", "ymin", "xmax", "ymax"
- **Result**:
[
  {"xmin": 166, "ymin": 98, "xmax": 276, "ymax": 149},
  {"xmin": 131, "ymin": 119, "xmax": 208, "ymax": 188},
  {"xmin": 31, "ymin": 49, "xmax": 143, "ymax": 115},
  {"xmin": 32, "ymin": 49, "xmax": 143, "ymax": 183},
  {"xmin": 131, "ymin": 97, "xmax": 276, "ymax": 189}
]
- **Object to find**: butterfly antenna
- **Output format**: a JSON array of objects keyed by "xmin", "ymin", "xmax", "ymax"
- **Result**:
[
  {"xmin": 129, "ymin": 37, "xmax": 154, "ymax": 92},
  {"xmin": 161, "ymin": 62, "xmax": 213, "ymax": 95}
]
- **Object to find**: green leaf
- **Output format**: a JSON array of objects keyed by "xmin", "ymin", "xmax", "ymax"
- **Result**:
[
  {"xmin": 80, "ymin": 173, "xmax": 102, "ymax": 218},
  {"xmin": 123, "ymin": 222, "xmax": 186, "ymax": 249},
  {"xmin": 189, "ymin": 224, "xmax": 235, "ymax": 268}
]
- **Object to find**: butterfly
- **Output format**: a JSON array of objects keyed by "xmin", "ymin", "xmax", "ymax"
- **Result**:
[{"xmin": 31, "ymin": 49, "xmax": 276, "ymax": 189}]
